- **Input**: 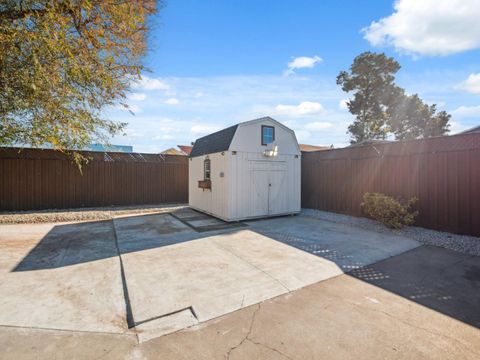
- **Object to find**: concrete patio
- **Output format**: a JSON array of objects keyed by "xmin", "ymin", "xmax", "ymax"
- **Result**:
[{"xmin": 0, "ymin": 208, "xmax": 478, "ymax": 359}]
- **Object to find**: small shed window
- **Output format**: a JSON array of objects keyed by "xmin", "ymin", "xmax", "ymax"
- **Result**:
[
  {"xmin": 261, "ymin": 125, "xmax": 275, "ymax": 145},
  {"xmin": 204, "ymin": 158, "xmax": 211, "ymax": 180}
]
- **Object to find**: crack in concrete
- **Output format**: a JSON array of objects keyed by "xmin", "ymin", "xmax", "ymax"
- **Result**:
[
  {"xmin": 225, "ymin": 303, "xmax": 261, "ymax": 359},
  {"xmin": 247, "ymin": 338, "xmax": 294, "ymax": 359}
]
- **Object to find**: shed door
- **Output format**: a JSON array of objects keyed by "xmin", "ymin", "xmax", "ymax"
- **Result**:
[{"xmin": 251, "ymin": 161, "xmax": 287, "ymax": 217}]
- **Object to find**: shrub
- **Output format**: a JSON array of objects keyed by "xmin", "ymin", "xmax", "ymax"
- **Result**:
[{"xmin": 361, "ymin": 192, "xmax": 418, "ymax": 229}]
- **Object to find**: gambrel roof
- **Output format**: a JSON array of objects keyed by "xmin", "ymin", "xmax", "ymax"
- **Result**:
[{"xmin": 189, "ymin": 124, "xmax": 238, "ymax": 158}]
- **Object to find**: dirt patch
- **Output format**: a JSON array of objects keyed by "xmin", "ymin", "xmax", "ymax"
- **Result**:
[{"xmin": 0, "ymin": 204, "xmax": 187, "ymax": 224}]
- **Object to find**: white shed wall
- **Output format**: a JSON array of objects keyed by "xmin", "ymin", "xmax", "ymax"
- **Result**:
[
  {"xmin": 229, "ymin": 152, "xmax": 300, "ymax": 221},
  {"xmin": 188, "ymin": 152, "xmax": 230, "ymax": 220},
  {"xmin": 229, "ymin": 118, "xmax": 300, "ymax": 155},
  {"xmin": 189, "ymin": 117, "xmax": 301, "ymax": 221}
]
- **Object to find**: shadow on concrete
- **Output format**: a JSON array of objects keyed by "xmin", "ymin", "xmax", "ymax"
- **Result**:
[
  {"xmin": 12, "ymin": 213, "xmax": 242, "ymax": 272},
  {"xmin": 11, "ymin": 212, "xmax": 480, "ymax": 330},
  {"xmin": 349, "ymin": 246, "xmax": 480, "ymax": 329}
]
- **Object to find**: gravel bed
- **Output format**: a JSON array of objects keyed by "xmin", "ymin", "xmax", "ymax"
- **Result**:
[
  {"xmin": 302, "ymin": 208, "xmax": 480, "ymax": 257},
  {"xmin": 0, "ymin": 203, "xmax": 187, "ymax": 224}
]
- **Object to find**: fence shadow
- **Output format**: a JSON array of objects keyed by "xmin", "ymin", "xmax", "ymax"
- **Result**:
[
  {"xmin": 12, "ymin": 213, "xmax": 240, "ymax": 272},
  {"xmin": 349, "ymin": 246, "xmax": 480, "ymax": 329}
]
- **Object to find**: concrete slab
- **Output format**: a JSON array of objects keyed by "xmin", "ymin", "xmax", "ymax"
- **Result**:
[
  {"xmin": 248, "ymin": 215, "xmax": 421, "ymax": 271},
  {"xmin": 188, "ymin": 218, "xmax": 225, "ymax": 227},
  {"xmin": 117, "ymin": 231, "xmax": 291, "ymax": 327},
  {"xmin": 139, "ymin": 273, "xmax": 480, "ymax": 360},
  {"xmin": 0, "ymin": 221, "xmax": 126, "ymax": 333},
  {"xmin": 350, "ymin": 245, "xmax": 480, "ymax": 328},
  {"xmin": 113, "ymin": 213, "xmax": 420, "ymax": 337},
  {"xmin": 135, "ymin": 307, "xmax": 199, "ymax": 343},
  {"xmin": 172, "ymin": 208, "xmax": 206, "ymax": 220}
]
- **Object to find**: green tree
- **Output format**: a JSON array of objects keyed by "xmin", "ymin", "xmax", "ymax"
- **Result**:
[
  {"xmin": 336, "ymin": 52, "xmax": 400, "ymax": 143},
  {"xmin": 338, "ymin": 52, "xmax": 450, "ymax": 143},
  {"xmin": 388, "ymin": 92, "xmax": 450, "ymax": 140},
  {"xmin": 0, "ymin": 1, "xmax": 157, "ymax": 163}
]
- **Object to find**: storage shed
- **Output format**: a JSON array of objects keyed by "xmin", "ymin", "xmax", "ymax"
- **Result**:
[{"xmin": 189, "ymin": 116, "xmax": 301, "ymax": 221}]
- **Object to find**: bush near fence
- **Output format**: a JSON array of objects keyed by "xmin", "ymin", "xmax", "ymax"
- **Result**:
[{"xmin": 301, "ymin": 133, "xmax": 480, "ymax": 237}]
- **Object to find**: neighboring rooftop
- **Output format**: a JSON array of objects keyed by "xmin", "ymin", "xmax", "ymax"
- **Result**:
[
  {"xmin": 177, "ymin": 145, "xmax": 192, "ymax": 155},
  {"xmin": 160, "ymin": 147, "xmax": 187, "ymax": 156},
  {"xmin": 299, "ymin": 144, "xmax": 330, "ymax": 152},
  {"xmin": 189, "ymin": 124, "xmax": 238, "ymax": 158},
  {"xmin": 460, "ymin": 125, "xmax": 480, "ymax": 134}
]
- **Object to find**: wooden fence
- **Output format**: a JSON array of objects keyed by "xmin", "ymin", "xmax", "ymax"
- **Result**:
[
  {"xmin": 301, "ymin": 133, "xmax": 480, "ymax": 236},
  {"xmin": 0, "ymin": 148, "xmax": 188, "ymax": 211}
]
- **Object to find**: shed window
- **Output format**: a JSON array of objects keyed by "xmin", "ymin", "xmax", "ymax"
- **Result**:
[
  {"xmin": 262, "ymin": 125, "xmax": 275, "ymax": 145},
  {"xmin": 204, "ymin": 159, "xmax": 211, "ymax": 180}
]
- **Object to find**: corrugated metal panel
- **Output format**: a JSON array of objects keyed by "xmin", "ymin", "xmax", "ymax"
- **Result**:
[
  {"xmin": 301, "ymin": 133, "xmax": 480, "ymax": 236},
  {"xmin": 0, "ymin": 147, "xmax": 188, "ymax": 211}
]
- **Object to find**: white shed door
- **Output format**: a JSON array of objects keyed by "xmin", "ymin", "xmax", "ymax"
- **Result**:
[{"xmin": 251, "ymin": 161, "xmax": 288, "ymax": 217}]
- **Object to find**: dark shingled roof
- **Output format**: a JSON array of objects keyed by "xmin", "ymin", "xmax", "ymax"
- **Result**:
[{"xmin": 189, "ymin": 125, "xmax": 238, "ymax": 157}]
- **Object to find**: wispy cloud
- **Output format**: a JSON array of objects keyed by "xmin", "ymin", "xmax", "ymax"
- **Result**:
[
  {"xmin": 452, "ymin": 105, "xmax": 480, "ymax": 118},
  {"xmin": 132, "ymin": 75, "xmax": 170, "ymax": 91},
  {"xmin": 284, "ymin": 55, "xmax": 322, "ymax": 76},
  {"xmin": 190, "ymin": 125, "xmax": 221, "ymax": 135},
  {"xmin": 456, "ymin": 73, "xmax": 480, "ymax": 94},
  {"xmin": 274, "ymin": 101, "xmax": 325, "ymax": 117},
  {"xmin": 339, "ymin": 99, "xmax": 349, "ymax": 110},
  {"xmin": 165, "ymin": 97, "xmax": 180, "ymax": 105},
  {"xmin": 128, "ymin": 93, "xmax": 147, "ymax": 101}
]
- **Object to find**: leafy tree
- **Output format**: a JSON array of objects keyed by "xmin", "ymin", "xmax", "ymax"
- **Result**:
[
  {"xmin": 336, "ymin": 52, "xmax": 400, "ymax": 143},
  {"xmin": 338, "ymin": 52, "xmax": 450, "ymax": 143},
  {"xmin": 0, "ymin": 0, "xmax": 157, "ymax": 163},
  {"xmin": 388, "ymin": 92, "xmax": 450, "ymax": 140}
]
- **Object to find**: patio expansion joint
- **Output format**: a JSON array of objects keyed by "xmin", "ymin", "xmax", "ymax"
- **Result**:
[
  {"xmin": 212, "ymin": 241, "xmax": 292, "ymax": 293},
  {"xmin": 111, "ymin": 220, "xmax": 136, "ymax": 330}
]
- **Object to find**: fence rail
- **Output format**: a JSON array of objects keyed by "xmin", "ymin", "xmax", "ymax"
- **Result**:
[
  {"xmin": 301, "ymin": 133, "xmax": 480, "ymax": 236},
  {"xmin": 0, "ymin": 148, "xmax": 188, "ymax": 211}
]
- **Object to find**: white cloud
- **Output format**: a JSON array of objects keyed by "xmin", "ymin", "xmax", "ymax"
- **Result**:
[
  {"xmin": 154, "ymin": 134, "xmax": 174, "ymax": 140},
  {"xmin": 190, "ymin": 125, "xmax": 221, "ymax": 135},
  {"xmin": 456, "ymin": 73, "xmax": 480, "ymax": 94},
  {"xmin": 275, "ymin": 101, "xmax": 324, "ymax": 117},
  {"xmin": 449, "ymin": 121, "xmax": 470, "ymax": 134},
  {"xmin": 363, "ymin": 0, "xmax": 480, "ymax": 56},
  {"xmin": 451, "ymin": 105, "xmax": 480, "ymax": 118},
  {"xmin": 285, "ymin": 55, "xmax": 322, "ymax": 75},
  {"xmin": 132, "ymin": 75, "xmax": 170, "ymax": 91},
  {"xmin": 293, "ymin": 130, "xmax": 311, "ymax": 142},
  {"xmin": 165, "ymin": 97, "xmax": 180, "ymax": 105},
  {"xmin": 304, "ymin": 122, "xmax": 333, "ymax": 131},
  {"xmin": 339, "ymin": 99, "xmax": 349, "ymax": 110},
  {"xmin": 128, "ymin": 93, "xmax": 147, "ymax": 101}
]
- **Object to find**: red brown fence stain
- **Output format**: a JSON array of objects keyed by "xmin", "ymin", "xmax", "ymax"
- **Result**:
[
  {"xmin": 0, "ymin": 148, "xmax": 188, "ymax": 211},
  {"xmin": 301, "ymin": 133, "xmax": 480, "ymax": 237}
]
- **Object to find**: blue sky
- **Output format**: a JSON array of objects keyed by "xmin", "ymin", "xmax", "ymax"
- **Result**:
[{"xmin": 107, "ymin": 0, "xmax": 480, "ymax": 153}]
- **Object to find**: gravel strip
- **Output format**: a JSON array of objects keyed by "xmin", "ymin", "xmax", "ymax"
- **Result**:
[
  {"xmin": 302, "ymin": 208, "xmax": 480, "ymax": 257},
  {"xmin": 0, "ymin": 203, "xmax": 187, "ymax": 224}
]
